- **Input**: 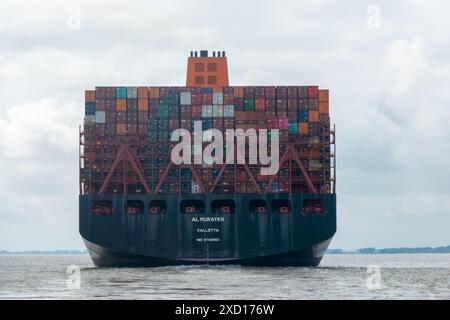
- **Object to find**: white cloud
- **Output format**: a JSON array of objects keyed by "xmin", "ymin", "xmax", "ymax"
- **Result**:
[
  {"xmin": 384, "ymin": 38, "xmax": 428, "ymax": 93},
  {"xmin": 0, "ymin": 99, "xmax": 80, "ymax": 159}
]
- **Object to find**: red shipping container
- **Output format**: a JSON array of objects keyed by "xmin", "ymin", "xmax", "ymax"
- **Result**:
[
  {"xmin": 95, "ymin": 100, "xmax": 105, "ymax": 111},
  {"xmin": 188, "ymin": 87, "xmax": 202, "ymax": 94},
  {"xmin": 308, "ymin": 86, "xmax": 319, "ymax": 98},
  {"xmin": 276, "ymin": 99, "xmax": 287, "ymax": 113},
  {"xmin": 95, "ymin": 124, "xmax": 105, "ymax": 135},
  {"xmin": 180, "ymin": 106, "xmax": 188, "ymax": 115},
  {"xmin": 138, "ymin": 124, "xmax": 148, "ymax": 135},
  {"xmin": 116, "ymin": 111, "xmax": 126, "ymax": 123},
  {"xmin": 105, "ymin": 100, "xmax": 116, "ymax": 111},
  {"xmin": 265, "ymin": 86, "xmax": 276, "ymax": 98},
  {"xmin": 287, "ymin": 86, "xmax": 298, "ymax": 98},
  {"xmin": 105, "ymin": 112, "xmax": 116, "ymax": 123},
  {"xmin": 298, "ymin": 99, "xmax": 308, "ymax": 109},
  {"xmin": 202, "ymin": 93, "xmax": 213, "ymax": 104},
  {"xmin": 191, "ymin": 93, "xmax": 202, "ymax": 104},
  {"xmin": 255, "ymin": 86, "xmax": 265, "ymax": 97},
  {"xmin": 287, "ymin": 99, "xmax": 298, "ymax": 110},
  {"xmin": 244, "ymin": 87, "xmax": 255, "ymax": 98},
  {"xmin": 223, "ymin": 93, "xmax": 234, "ymax": 104},
  {"xmin": 169, "ymin": 119, "xmax": 179, "ymax": 128},
  {"xmin": 223, "ymin": 119, "xmax": 235, "ymax": 129},
  {"xmin": 276, "ymin": 86, "xmax": 287, "ymax": 98},
  {"xmin": 138, "ymin": 111, "xmax": 148, "ymax": 123},
  {"xmin": 223, "ymin": 86, "xmax": 233, "ymax": 94},
  {"xmin": 213, "ymin": 118, "xmax": 223, "ymax": 128},
  {"xmin": 127, "ymin": 124, "xmax": 137, "ymax": 134},
  {"xmin": 255, "ymin": 98, "xmax": 265, "ymax": 111},
  {"xmin": 298, "ymin": 86, "xmax": 308, "ymax": 98},
  {"xmin": 159, "ymin": 87, "xmax": 170, "ymax": 98},
  {"xmin": 267, "ymin": 119, "xmax": 278, "ymax": 129},
  {"xmin": 95, "ymin": 87, "xmax": 106, "ymax": 100},
  {"xmin": 288, "ymin": 113, "xmax": 297, "ymax": 122},
  {"xmin": 191, "ymin": 105, "xmax": 202, "ymax": 117},
  {"xmin": 180, "ymin": 119, "xmax": 191, "ymax": 130},
  {"xmin": 266, "ymin": 99, "xmax": 276, "ymax": 111}
]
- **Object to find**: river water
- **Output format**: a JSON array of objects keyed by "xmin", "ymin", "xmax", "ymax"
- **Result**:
[{"xmin": 0, "ymin": 254, "xmax": 448, "ymax": 299}]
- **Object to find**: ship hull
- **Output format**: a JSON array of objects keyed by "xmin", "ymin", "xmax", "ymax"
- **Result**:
[{"xmin": 79, "ymin": 194, "xmax": 336, "ymax": 267}]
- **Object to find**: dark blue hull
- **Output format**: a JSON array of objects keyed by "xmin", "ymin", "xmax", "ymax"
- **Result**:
[{"xmin": 79, "ymin": 194, "xmax": 336, "ymax": 267}]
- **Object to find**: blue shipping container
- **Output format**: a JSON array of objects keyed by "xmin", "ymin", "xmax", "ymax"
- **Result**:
[
  {"xmin": 85, "ymin": 102, "xmax": 95, "ymax": 115},
  {"xmin": 201, "ymin": 87, "xmax": 213, "ymax": 93},
  {"xmin": 298, "ymin": 110, "xmax": 309, "ymax": 122},
  {"xmin": 202, "ymin": 119, "xmax": 213, "ymax": 129}
]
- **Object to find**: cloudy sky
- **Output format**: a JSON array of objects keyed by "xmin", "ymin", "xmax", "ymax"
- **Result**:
[{"xmin": 0, "ymin": 0, "xmax": 449, "ymax": 250}]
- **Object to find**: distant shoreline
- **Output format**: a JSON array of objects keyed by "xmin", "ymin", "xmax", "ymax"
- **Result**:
[
  {"xmin": 1, "ymin": 246, "xmax": 449, "ymax": 255},
  {"xmin": 0, "ymin": 250, "xmax": 88, "ymax": 254},
  {"xmin": 327, "ymin": 245, "xmax": 450, "ymax": 254}
]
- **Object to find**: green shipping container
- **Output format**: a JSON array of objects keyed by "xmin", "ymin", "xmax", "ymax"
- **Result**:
[
  {"xmin": 289, "ymin": 122, "xmax": 298, "ymax": 134},
  {"xmin": 244, "ymin": 98, "xmax": 254, "ymax": 111},
  {"xmin": 116, "ymin": 87, "xmax": 127, "ymax": 99}
]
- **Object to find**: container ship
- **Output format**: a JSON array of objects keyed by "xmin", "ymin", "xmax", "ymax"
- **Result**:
[{"xmin": 79, "ymin": 50, "xmax": 336, "ymax": 267}]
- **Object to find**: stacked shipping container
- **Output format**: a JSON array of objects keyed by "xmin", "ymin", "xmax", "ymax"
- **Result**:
[{"xmin": 81, "ymin": 86, "xmax": 334, "ymax": 195}]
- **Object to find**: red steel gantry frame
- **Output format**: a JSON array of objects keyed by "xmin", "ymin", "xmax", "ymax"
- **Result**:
[{"xmin": 79, "ymin": 126, "xmax": 336, "ymax": 196}]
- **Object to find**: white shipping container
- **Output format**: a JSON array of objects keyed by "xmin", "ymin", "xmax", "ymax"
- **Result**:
[
  {"xmin": 309, "ymin": 159, "xmax": 322, "ymax": 169},
  {"xmin": 180, "ymin": 92, "xmax": 191, "ymax": 105},
  {"xmin": 213, "ymin": 92, "xmax": 223, "ymax": 105},
  {"xmin": 223, "ymin": 105, "xmax": 234, "ymax": 117},
  {"xmin": 95, "ymin": 111, "xmax": 106, "ymax": 123},
  {"xmin": 310, "ymin": 136, "xmax": 320, "ymax": 144},
  {"xmin": 127, "ymin": 87, "xmax": 137, "ymax": 99},
  {"xmin": 213, "ymin": 105, "xmax": 223, "ymax": 117},
  {"xmin": 84, "ymin": 115, "xmax": 95, "ymax": 124},
  {"xmin": 202, "ymin": 105, "xmax": 213, "ymax": 117}
]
